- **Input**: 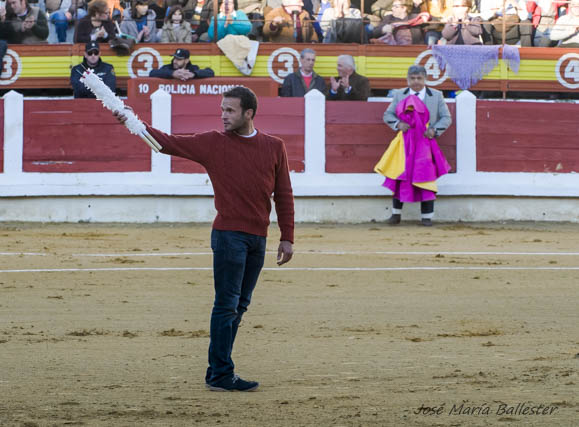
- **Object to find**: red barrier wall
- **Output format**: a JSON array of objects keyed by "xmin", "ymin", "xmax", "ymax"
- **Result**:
[
  {"xmin": 476, "ymin": 101, "xmax": 579, "ymax": 173},
  {"xmin": 325, "ymin": 101, "xmax": 457, "ymax": 173},
  {"xmin": 23, "ymin": 100, "xmax": 151, "ymax": 173},
  {"xmin": 0, "ymin": 100, "xmax": 3, "ymax": 173},
  {"xmin": 171, "ymin": 96, "xmax": 305, "ymax": 173}
]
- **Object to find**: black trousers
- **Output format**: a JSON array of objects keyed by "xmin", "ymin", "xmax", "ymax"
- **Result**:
[{"xmin": 393, "ymin": 198, "xmax": 434, "ymax": 214}]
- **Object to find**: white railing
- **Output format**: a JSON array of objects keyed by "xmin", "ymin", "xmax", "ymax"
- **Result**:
[{"xmin": 1, "ymin": 89, "xmax": 579, "ymax": 198}]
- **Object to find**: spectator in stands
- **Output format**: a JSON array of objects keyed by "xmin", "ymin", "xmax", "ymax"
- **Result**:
[
  {"xmin": 441, "ymin": 0, "xmax": 482, "ymax": 44},
  {"xmin": 480, "ymin": 0, "xmax": 532, "ymax": 46},
  {"xmin": 417, "ymin": 0, "xmax": 452, "ymax": 45},
  {"xmin": 382, "ymin": 65, "xmax": 451, "ymax": 227},
  {"xmin": 149, "ymin": 48, "xmax": 215, "ymax": 80},
  {"xmin": 550, "ymin": 0, "xmax": 579, "ymax": 47},
  {"xmin": 174, "ymin": 0, "xmax": 200, "ymax": 21},
  {"xmin": 160, "ymin": 5, "xmax": 192, "ymax": 42},
  {"xmin": 327, "ymin": 54, "xmax": 370, "ymax": 101},
  {"xmin": 3, "ymin": 0, "xmax": 49, "ymax": 43},
  {"xmin": 527, "ymin": 0, "xmax": 566, "ymax": 46},
  {"xmin": 121, "ymin": 0, "xmax": 160, "ymax": 42},
  {"xmin": 320, "ymin": 0, "xmax": 363, "ymax": 42},
  {"xmin": 207, "ymin": 0, "xmax": 252, "ymax": 41},
  {"xmin": 70, "ymin": 41, "xmax": 116, "ymax": 98},
  {"xmin": 369, "ymin": 0, "xmax": 428, "ymax": 45},
  {"xmin": 371, "ymin": 0, "xmax": 394, "ymax": 19},
  {"xmin": 263, "ymin": 0, "xmax": 314, "ymax": 42},
  {"xmin": 74, "ymin": 0, "xmax": 116, "ymax": 43},
  {"xmin": 47, "ymin": 0, "xmax": 87, "ymax": 43},
  {"xmin": 188, "ymin": 0, "xmax": 217, "ymax": 41},
  {"xmin": 281, "ymin": 48, "xmax": 326, "ymax": 97},
  {"xmin": 105, "ymin": 0, "xmax": 123, "ymax": 18},
  {"xmin": 263, "ymin": 0, "xmax": 283, "ymax": 16},
  {"xmin": 149, "ymin": 0, "xmax": 168, "ymax": 30}
]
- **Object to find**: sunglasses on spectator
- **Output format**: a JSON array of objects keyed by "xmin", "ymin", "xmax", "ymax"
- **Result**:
[{"xmin": 87, "ymin": 50, "xmax": 100, "ymax": 56}]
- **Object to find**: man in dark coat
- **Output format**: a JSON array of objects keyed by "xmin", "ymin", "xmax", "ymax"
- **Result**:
[
  {"xmin": 70, "ymin": 41, "xmax": 116, "ymax": 98},
  {"xmin": 327, "ymin": 54, "xmax": 370, "ymax": 101},
  {"xmin": 149, "ymin": 48, "xmax": 215, "ymax": 81},
  {"xmin": 281, "ymin": 48, "xmax": 326, "ymax": 97}
]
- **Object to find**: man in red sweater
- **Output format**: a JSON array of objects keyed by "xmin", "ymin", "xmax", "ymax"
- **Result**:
[{"xmin": 114, "ymin": 86, "xmax": 295, "ymax": 392}]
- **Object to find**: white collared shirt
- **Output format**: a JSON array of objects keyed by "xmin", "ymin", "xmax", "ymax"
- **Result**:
[{"xmin": 411, "ymin": 87, "xmax": 426, "ymax": 101}]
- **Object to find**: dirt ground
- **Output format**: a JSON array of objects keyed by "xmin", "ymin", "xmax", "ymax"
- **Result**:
[{"xmin": 0, "ymin": 221, "xmax": 577, "ymax": 427}]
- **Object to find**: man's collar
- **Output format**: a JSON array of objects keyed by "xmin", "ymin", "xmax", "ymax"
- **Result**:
[{"xmin": 404, "ymin": 86, "xmax": 432, "ymax": 96}]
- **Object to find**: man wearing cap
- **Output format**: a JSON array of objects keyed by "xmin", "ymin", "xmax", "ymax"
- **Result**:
[
  {"xmin": 149, "ymin": 48, "xmax": 215, "ymax": 81},
  {"xmin": 70, "ymin": 41, "xmax": 116, "ymax": 99}
]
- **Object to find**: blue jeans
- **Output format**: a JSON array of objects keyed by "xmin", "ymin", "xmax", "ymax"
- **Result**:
[
  {"xmin": 51, "ymin": 9, "xmax": 87, "ymax": 43},
  {"xmin": 205, "ymin": 230, "xmax": 266, "ymax": 385}
]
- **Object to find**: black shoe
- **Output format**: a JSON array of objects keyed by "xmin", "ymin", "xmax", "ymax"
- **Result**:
[
  {"xmin": 386, "ymin": 214, "xmax": 401, "ymax": 225},
  {"xmin": 421, "ymin": 218, "xmax": 433, "ymax": 227},
  {"xmin": 206, "ymin": 374, "xmax": 259, "ymax": 392}
]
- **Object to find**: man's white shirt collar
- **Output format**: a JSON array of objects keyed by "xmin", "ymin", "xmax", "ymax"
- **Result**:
[{"xmin": 411, "ymin": 87, "xmax": 426, "ymax": 101}]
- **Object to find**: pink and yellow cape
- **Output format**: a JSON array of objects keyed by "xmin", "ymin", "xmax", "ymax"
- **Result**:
[{"xmin": 375, "ymin": 95, "xmax": 451, "ymax": 203}]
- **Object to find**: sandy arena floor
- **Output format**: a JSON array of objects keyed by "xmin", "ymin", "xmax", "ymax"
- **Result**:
[{"xmin": 0, "ymin": 221, "xmax": 577, "ymax": 427}]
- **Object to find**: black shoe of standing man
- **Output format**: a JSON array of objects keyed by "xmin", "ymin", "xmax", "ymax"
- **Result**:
[
  {"xmin": 206, "ymin": 374, "xmax": 259, "ymax": 392},
  {"xmin": 386, "ymin": 214, "xmax": 401, "ymax": 225}
]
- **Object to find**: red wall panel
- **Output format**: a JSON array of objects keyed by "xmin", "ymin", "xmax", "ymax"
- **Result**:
[
  {"xmin": 477, "ymin": 101, "xmax": 579, "ymax": 173},
  {"xmin": 325, "ymin": 101, "xmax": 457, "ymax": 173},
  {"xmin": 23, "ymin": 100, "xmax": 152, "ymax": 173},
  {"xmin": 170, "ymin": 96, "xmax": 305, "ymax": 173},
  {"xmin": 0, "ymin": 100, "xmax": 3, "ymax": 173}
]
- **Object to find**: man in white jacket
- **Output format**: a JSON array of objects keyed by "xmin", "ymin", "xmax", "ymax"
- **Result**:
[{"xmin": 550, "ymin": 0, "xmax": 579, "ymax": 47}]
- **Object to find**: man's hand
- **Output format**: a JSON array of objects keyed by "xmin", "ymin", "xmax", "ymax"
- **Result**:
[
  {"xmin": 330, "ymin": 76, "xmax": 340, "ymax": 92},
  {"xmin": 397, "ymin": 121, "xmax": 410, "ymax": 132},
  {"xmin": 22, "ymin": 15, "xmax": 35, "ymax": 31},
  {"xmin": 1, "ymin": 7, "xmax": 7, "ymax": 22},
  {"xmin": 172, "ymin": 69, "xmax": 194, "ymax": 81},
  {"xmin": 339, "ymin": 74, "xmax": 349, "ymax": 89},
  {"xmin": 112, "ymin": 106, "xmax": 133, "ymax": 125},
  {"xmin": 425, "ymin": 128, "xmax": 436, "ymax": 139},
  {"xmin": 277, "ymin": 241, "xmax": 293, "ymax": 266},
  {"xmin": 95, "ymin": 26, "xmax": 106, "ymax": 39}
]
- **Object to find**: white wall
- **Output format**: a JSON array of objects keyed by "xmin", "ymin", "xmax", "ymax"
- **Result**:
[{"xmin": 1, "ymin": 90, "xmax": 578, "ymax": 223}]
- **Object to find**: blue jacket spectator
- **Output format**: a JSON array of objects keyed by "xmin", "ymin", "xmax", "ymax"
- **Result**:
[
  {"xmin": 70, "ymin": 41, "xmax": 116, "ymax": 98},
  {"xmin": 207, "ymin": 0, "xmax": 252, "ymax": 41},
  {"xmin": 120, "ymin": 0, "xmax": 159, "ymax": 42},
  {"xmin": 149, "ymin": 48, "xmax": 215, "ymax": 80}
]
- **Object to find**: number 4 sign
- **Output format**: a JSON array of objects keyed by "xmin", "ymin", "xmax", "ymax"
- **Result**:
[
  {"xmin": 414, "ymin": 50, "xmax": 448, "ymax": 86},
  {"xmin": 555, "ymin": 53, "xmax": 579, "ymax": 90}
]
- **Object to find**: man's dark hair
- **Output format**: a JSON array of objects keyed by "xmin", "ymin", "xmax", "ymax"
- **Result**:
[
  {"xmin": 223, "ymin": 86, "xmax": 258, "ymax": 119},
  {"xmin": 407, "ymin": 65, "xmax": 427, "ymax": 77}
]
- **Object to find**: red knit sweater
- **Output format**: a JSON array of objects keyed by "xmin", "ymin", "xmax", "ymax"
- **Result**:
[{"xmin": 146, "ymin": 124, "xmax": 295, "ymax": 243}]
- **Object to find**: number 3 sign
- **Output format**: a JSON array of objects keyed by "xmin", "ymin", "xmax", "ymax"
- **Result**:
[
  {"xmin": 127, "ymin": 47, "xmax": 164, "ymax": 79},
  {"xmin": 267, "ymin": 47, "xmax": 300, "ymax": 84},
  {"xmin": 0, "ymin": 49, "xmax": 23, "ymax": 85}
]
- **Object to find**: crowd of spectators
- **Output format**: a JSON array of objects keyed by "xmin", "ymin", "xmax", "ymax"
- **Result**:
[{"xmin": 0, "ymin": 0, "xmax": 575, "ymax": 47}]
